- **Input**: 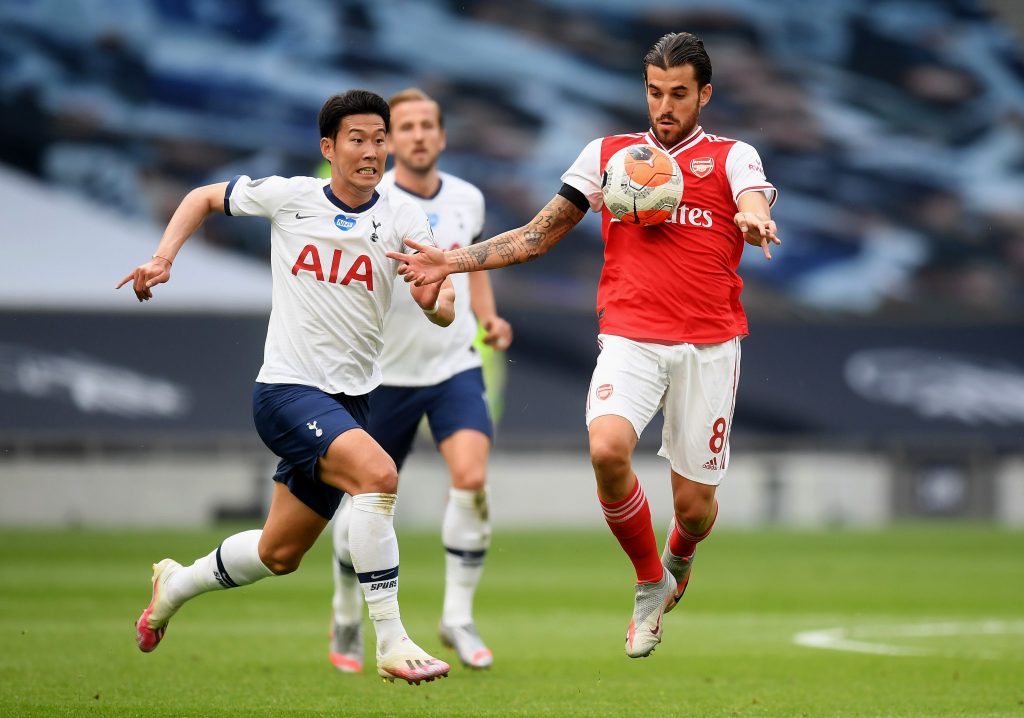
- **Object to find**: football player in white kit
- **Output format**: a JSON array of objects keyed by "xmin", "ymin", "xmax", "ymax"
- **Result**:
[
  {"xmin": 117, "ymin": 90, "xmax": 457, "ymax": 685},
  {"xmin": 329, "ymin": 88, "xmax": 513, "ymax": 673}
]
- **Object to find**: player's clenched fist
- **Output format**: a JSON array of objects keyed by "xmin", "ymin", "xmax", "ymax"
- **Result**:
[{"xmin": 480, "ymin": 316, "xmax": 513, "ymax": 351}]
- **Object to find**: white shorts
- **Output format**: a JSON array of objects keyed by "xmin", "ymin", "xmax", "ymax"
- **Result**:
[{"xmin": 585, "ymin": 334, "xmax": 741, "ymax": 486}]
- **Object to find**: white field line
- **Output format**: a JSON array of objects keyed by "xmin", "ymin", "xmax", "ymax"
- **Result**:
[{"xmin": 793, "ymin": 620, "xmax": 1024, "ymax": 658}]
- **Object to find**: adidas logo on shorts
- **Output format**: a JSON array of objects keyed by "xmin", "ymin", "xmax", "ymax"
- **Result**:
[{"xmin": 702, "ymin": 456, "xmax": 720, "ymax": 470}]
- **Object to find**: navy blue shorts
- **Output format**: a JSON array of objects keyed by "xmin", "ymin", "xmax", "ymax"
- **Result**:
[
  {"xmin": 368, "ymin": 367, "xmax": 492, "ymax": 471},
  {"xmin": 252, "ymin": 382, "xmax": 369, "ymax": 520}
]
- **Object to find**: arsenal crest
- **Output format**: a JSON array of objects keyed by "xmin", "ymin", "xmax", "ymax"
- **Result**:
[{"xmin": 690, "ymin": 158, "xmax": 714, "ymax": 178}]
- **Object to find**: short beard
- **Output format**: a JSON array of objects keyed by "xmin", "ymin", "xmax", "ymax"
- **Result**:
[
  {"xmin": 402, "ymin": 155, "xmax": 437, "ymax": 175},
  {"xmin": 649, "ymin": 113, "xmax": 699, "ymax": 147}
]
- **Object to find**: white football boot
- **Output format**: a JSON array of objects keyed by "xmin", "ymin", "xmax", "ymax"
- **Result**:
[
  {"xmin": 135, "ymin": 558, "xmax": 184, "ymax": 653},
  {"xmin": 624, "ymin": 569, "xmax": 677, "ymax": 658},
  {"xmin": 376, "ymin": 635, "xmax": 450, "ymax": 685},
  {"xmin": 661, "ymin": 543, "xmax": 696, "ymax": 614},
  {"xmin": 329, "ymin": 620, "xmax": 364, "ymax": 673},
  {"xmin": 439, "ymin": 622, "xmax": 493, "ymax": 669}
]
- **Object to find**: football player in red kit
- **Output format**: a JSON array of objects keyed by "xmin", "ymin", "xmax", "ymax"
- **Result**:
[{"xmin": 388, "ymin": 32, "xmax": 779, "ymax": 658}]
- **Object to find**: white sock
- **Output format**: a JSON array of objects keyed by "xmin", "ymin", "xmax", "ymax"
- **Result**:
[
  {"xmin": 164, "ymin": 529, "xmax": 274, "ymax": 608},
  {"xmin": 348, "ymin": 493, "xmax": 406, "ymax": 652},
  {"xmin": 442, "ymin": 488, "xmax": 491, "ymax": 626},
  {"xmin": 331, "ymin": 497, "xmax": 364, "ymax": 626}
]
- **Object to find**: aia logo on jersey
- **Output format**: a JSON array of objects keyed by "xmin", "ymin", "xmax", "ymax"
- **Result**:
[
  {"xmin": 596, "ymin": 383, "xmax": 613, "ymax": 400},
  {"xmin": 334, "ymin": 214, "xmax": 356, "ymax": 231},
  {"xmin": 690, "ymin": 158, "xmax": 714, "ymax": 178},
  {"xmin": 291, "ymin": 244, "xmax": 374, "ymax": 290}
]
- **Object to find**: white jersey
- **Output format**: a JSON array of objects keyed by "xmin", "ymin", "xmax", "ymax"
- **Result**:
[
  {"xmin": 376, "ymin": 170, "xmax": 485, "ymax": 386},
  {"xmin": 226, "ymin": 174, "xmax": 435, "ymax": 395}
]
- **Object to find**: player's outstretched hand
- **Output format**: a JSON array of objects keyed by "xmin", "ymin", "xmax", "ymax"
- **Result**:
[
  {"xmin": 386, "ymin": 239, "xmax": 449, "ymax": 286},
  {"xmin": 481, "ymin": 316, "xmax": 513, "ymax": 351},
  {"xmin": 734, "ymin": 212, "xmax": 780, "ymax": 260},
  {"xmin": 116, "ymin": 257, "xmax": 172, "ymax": 301}
]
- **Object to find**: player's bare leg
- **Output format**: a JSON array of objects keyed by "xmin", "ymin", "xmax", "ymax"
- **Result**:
[
  {"xmin": 589, "ymin": 416, "xmax": 674, "ymax": 658},
  {"xmin": 437, "ymin": 429, "xmax": 493, "ymax": 668},
  {"xmin": 321, "ymin": 429, "xmax": 449, "ymax": 684},
  {"xmin": 135, "ymin": 482, "xmax": 320, "ymax": 653},
  {"xmin": 662, "ymin": 472, "xmax": 718, "ymax": 611},
  {"xmin": 589, "ymin": 416, "xmax": 638, "ymax": 503},
  {"xmin": 259, "ymin": 483, "xmax": 330, "ymax": 572}
]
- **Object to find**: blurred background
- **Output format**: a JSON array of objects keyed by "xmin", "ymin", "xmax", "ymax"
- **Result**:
[{"xmin": 2, "ymin": 0, "xmax": 1023, "ymax": 530}]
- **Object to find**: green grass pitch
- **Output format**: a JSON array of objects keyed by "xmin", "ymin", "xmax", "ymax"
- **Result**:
[{"xmin": 1, "ymin": 525, "xmax": 1022, "ymax": 717}]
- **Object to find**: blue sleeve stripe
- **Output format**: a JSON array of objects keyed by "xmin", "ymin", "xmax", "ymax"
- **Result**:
[{"xmin": 224, "ymin": 175, "xmax": 241, "ymax": 216}]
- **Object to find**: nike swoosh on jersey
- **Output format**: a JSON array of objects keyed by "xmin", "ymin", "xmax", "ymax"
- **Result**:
[{"xmin": 295, "ymin": 212, "xmax": 316, "ymax": 219}]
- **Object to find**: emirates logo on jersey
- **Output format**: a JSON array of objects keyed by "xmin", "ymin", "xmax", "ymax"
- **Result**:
[
  {"xmin": 667, "ymin": 203, "xmax": 713, "ymax": 227},
  {"xmin": 690, "ymin": 158, "xmax": 714, "ymax": 178}
]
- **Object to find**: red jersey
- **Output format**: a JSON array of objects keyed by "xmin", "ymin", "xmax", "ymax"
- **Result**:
[{"xmin": 561, "ymin": 127, "xmax": 777, "ymax": 344}]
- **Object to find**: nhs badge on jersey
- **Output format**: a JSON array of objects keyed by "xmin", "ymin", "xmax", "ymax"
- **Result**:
[
  {"xmin": 426, "ymin": 212, "xmax": 439, "ymax": 229},
  {"xmin": 334, "ymin": 215, "xmax": 356, "ymax": 231}
]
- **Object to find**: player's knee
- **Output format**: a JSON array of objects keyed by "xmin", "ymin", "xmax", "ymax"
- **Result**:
[
  {"xmin": 321, "ymin": 453, "xmax": 398, "ymax": 495},
  {"xmin": 354, "ymin": 459, "xmax": 399, "ymax": 495},
  {"xmin": 451, "ymin": 470, "xmax": 486, "ymax": 492},
  {"xmin": 589, "ymin": 439, "xmax": 631, "ymax": 479},
  {"xmin": 259, "ymin": 544, "xmax": 304, "ymax": 575},
  {"xmin": 674, "ymin": 501, "xmax": 715, "ymax": 535}
]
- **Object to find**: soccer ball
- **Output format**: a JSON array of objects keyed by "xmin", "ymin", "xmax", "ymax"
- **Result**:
[{"xmin": 601, "ymin": 144, "xmax": 683, "ymax": 226}]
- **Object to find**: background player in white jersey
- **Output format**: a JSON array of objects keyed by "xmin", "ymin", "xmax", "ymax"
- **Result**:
[
  {"xmin": 388, "ymin": 33, "xmax": 780, "ymax": 659},
  {"xmin": 116, "ymin": 89, "xmax": 457, "ymax": 685},
  {"xmin": 330, "ymin": 88, "xmax": 513, "ymax": 673}
]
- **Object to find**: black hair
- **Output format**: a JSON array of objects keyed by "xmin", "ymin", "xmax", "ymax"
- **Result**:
[
  {"xmin": 643, "ymin": 32, "xmax": 712, "ymax": 87},
  {"xmin": 317, "ymin": 89, "xmax": 390, "ymax": 140}
]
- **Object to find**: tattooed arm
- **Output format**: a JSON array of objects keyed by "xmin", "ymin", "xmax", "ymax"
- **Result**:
[
  {"xmin": 386, "ymin": 195, "xmax": 586, "ymax": 285},
  {"xmin": 451, "ymin": 195, "xmax": 585, "ymax": 271}
]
